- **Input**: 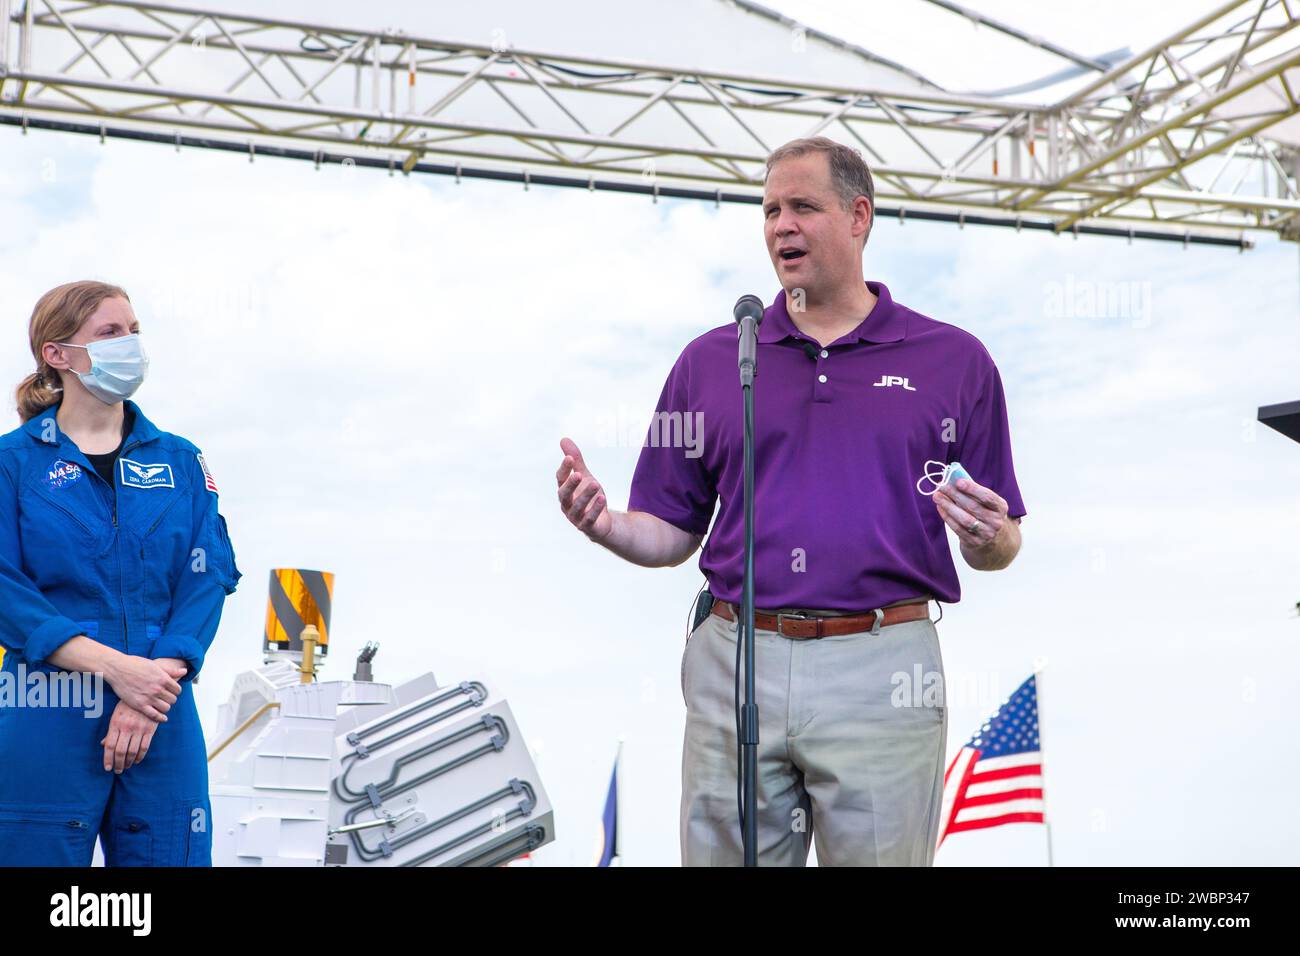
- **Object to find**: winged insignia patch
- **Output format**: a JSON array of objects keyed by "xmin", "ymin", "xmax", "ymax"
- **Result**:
[{"xmin": 119, "ymin": 457, "xmax": 175, "ymax": 489}]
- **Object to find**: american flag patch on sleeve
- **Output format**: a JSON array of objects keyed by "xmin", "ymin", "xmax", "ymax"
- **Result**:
[{"xmin": 197, "ymin": 453, "xmax": 219, "ymax": 494}]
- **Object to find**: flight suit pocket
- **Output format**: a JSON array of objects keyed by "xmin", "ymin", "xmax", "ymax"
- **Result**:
[
  {"xmin": 213, "ymin": 513, "xmax": 241, "ymax": 595},
  {"xmin": 141, "ymin": 623, "xmax": 161, "ymax": 659},
  {"xmin": 185, "ymin": 802, "xmax": 212, "ymax": 867},
  {"xmin": 0, "ymin": 806, "xmax": 95, "ymax": 867},
  {"xmin": 108, "ymin": 815, "xmax": 153, "ymax": 867},
  {"xmin": 24, "ymin": 477, "xmax": 99, "ymax": 538}
]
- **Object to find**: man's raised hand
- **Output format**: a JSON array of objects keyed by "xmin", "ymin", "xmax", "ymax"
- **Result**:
[{"xmin": 557, "ymin": 437, "xmax": 612, "ymax": 542}]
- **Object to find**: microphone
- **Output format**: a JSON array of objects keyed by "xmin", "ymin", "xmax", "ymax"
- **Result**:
[
  {"xmin": 733, "ymin": 294, "xmax": 764, "ymax": 387},
  {"xmin": 799, "ymin": 340, "xmax": 818, "ymax": 360}
]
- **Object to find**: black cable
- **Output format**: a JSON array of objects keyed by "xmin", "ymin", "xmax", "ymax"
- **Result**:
[
  {"xmin": 735, "ymin": 378, "xmax": 757, "ymax": 853},
  {"xmin": 735, "ymin": 599, "xmax": 744, "ymax": 839},
  {"xmin": 685, "ymin": 578, "xmax": 707, "ymax": 645},
  {"xmin": 299, "ymin": 31, "xmax": 363, "ymax": 55},
  {"xmin": 0, "ymin": 116, "xmax": 1252, "ymax": 248}
]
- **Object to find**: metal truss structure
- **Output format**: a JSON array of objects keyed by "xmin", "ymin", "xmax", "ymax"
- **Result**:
[{"xmin": 3, "ymin": 0, "xmax": 1300, "ymax": 248}]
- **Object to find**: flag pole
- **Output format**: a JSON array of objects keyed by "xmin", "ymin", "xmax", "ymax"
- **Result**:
[{"xmin": 1033, "ymin": 658, "xmax": 1054, "ymax": 868}]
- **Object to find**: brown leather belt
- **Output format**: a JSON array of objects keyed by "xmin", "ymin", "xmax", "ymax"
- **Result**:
[{"xmin": 710, "ymin": 599, "xmax": 930, "ymax": 639}]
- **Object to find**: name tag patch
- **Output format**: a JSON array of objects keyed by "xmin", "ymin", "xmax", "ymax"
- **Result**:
[{"xmin": 120, "ymin": 458, "xmax": 175, "ymax": 490}]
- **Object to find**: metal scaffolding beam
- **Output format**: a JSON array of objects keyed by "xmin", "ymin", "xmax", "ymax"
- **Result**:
[{"xmin": 2, "ymin": 0, "xmax": 1298, "ymax": 247}]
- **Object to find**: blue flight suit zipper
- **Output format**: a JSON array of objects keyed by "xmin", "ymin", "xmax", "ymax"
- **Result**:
[
  {"xmin": 80, "ymin": 435, "xmax": 142, "ymax": 654},
  {"xmin": 114, "ymin": 439, "xmax": 141, "ymax": 653}
]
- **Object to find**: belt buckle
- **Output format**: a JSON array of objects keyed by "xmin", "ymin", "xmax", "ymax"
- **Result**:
[{"xmin": 776, "ymin": 610, "xmax": 819, "ymax": 639}]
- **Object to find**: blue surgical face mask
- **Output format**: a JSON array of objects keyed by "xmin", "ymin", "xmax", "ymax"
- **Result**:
[
  {"xmin": 56, "ymin": 333, "xmax": 149, "ymax": 404},
  {"xmin": 916, "ymin": 459, "xmax": 971, "ymax": 496}
]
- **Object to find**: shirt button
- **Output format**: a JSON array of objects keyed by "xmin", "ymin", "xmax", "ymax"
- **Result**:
[
  {"xmin": 820, "ymin": 350, "xmax": 828, "ymax": 358},
  {"xmin": 818, "ymin": 374, "xmax": 827, "ymax": 383}
]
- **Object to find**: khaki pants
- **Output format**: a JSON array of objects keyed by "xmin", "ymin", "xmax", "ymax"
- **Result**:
[{"xmin": 679, "ymin": 600, "xmax": 947, "ymax": 866}]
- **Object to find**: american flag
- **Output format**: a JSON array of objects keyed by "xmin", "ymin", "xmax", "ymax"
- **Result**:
[
  {"xmin": 936, "ymin": 674, "xmax": 1045, "ymax": 848},
  {"xmin": 196, "ymin": 453, "xmax": 219, "ymax": 494},
  {"xmin": 594, "ymin": 753, "xmax": 619, "ymax": 866}
]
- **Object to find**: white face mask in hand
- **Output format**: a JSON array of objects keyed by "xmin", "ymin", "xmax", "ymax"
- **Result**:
[
  {"xmin": 916, "ymin": 459, "xmax": 971, "ymax": 496},
  {"xmin": 56, "ymin": 333, "xmax": 150, "ymax": 404}
]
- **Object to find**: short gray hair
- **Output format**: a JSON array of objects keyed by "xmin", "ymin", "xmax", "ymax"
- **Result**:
[{"xmin": 764, "ymin": 136, "xmax": 875, "ymax": 245}]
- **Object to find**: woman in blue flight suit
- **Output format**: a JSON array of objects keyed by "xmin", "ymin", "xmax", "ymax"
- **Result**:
[{"xmin": 0, "ymin": 280, "xmax": 241, "ymax": 866}]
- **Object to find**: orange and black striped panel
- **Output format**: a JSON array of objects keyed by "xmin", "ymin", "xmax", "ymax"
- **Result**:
[{"xmin": 263, "ymin": 568, "xmax": 334, "ymax": 655}]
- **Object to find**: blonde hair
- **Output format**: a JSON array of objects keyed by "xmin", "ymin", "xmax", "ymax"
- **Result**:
[{"xmin": 15, "ymin": 280, "xmax": 131, "ymax": 422}]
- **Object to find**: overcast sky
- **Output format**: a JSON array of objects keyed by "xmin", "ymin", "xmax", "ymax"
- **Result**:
[{"xmin": 1, "ymin": 0, "xmax": 1297, "ymax": 866}]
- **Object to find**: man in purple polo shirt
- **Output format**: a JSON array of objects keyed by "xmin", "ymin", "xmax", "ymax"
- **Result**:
[{"xmin": 556, "ymin": 135, "xmax": 1026, "ymax": 866}]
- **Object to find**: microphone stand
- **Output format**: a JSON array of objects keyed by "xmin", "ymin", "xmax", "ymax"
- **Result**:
[{"xmin": 733, "ymin": 294, "xmax": 763, "ymax": 867}]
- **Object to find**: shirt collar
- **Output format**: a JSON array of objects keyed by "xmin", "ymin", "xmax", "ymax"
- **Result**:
[
  {"xmin": 758, "ymin": 280, "xmax": 908, "ymax": 345},
  {"xmin": 22, "ymin": 399, "xmax": 161, "ymax": 448}
]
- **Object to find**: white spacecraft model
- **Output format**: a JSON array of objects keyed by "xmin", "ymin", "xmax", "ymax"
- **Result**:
[{"xmin": 205, "ymin": 569, "xmax": 554, "ymax": 866}]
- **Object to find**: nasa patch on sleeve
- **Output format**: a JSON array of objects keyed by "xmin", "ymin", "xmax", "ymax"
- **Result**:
[{"xmin": 119, "ymin": 457, "xmax": 175, "ymax": 489}]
